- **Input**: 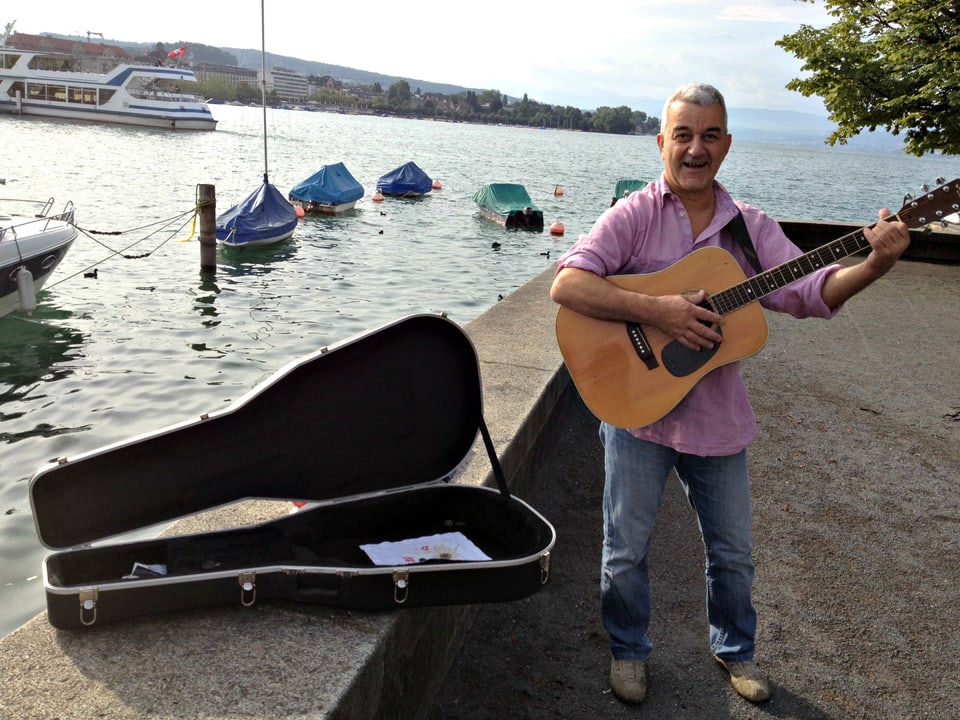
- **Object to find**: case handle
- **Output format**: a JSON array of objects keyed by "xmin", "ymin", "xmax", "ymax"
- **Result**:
[{"xmin": 294, "ymin": 573, "xmax": 349, "ymax": 604}]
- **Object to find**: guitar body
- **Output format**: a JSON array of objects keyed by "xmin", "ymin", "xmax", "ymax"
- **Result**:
[{"xmin": 555, "ymin": 246, "xmax": 769, "ymax": 428}]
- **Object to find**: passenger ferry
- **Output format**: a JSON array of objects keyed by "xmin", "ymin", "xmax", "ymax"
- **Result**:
[{"xmin": 0, "ymin": 24, "xmax": 217, "ymax": 131}]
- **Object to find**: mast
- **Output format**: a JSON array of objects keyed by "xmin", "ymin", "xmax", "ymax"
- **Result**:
[{"xmin": 260, "ymin": 0, "xmax": 269, "ymax": 185}]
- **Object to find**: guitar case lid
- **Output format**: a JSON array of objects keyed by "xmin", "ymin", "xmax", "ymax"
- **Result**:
[{"xmin": 29, "ymin": 314, "xmax": 485, "ymax": 550}]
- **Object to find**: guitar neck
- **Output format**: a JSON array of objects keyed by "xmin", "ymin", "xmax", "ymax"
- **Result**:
[{"xmin": 712, "ymin": 224, "xmax": 872, "ymax": 315}]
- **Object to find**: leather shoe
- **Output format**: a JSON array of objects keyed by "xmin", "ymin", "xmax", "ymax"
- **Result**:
[
  {"xmin": 714, "ymin": 657, "xmax": 771, "ymax": 702},
  {"xmin": 609, "ymin": 658, "xmax": 647, "ymax": 704}
]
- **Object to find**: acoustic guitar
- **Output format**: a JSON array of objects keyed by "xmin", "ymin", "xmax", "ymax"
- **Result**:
[{"xmin": 555, "ymin": 179, "xmax": 960, "ymax": 429}]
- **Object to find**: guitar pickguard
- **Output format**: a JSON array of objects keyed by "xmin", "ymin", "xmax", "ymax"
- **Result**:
[{"xmin": 661, "ymin": 328, "xmax": 722, "ymax": 377}]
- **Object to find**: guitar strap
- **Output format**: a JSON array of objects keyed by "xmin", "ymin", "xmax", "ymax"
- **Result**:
[{"xmin": 725, "ymin": 210, "xmax": 762, "ymax": 275}]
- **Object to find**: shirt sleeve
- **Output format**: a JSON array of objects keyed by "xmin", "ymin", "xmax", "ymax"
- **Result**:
[{"xmin": 555, "ymin": 197, "xmax": 648, "ymax": 277}]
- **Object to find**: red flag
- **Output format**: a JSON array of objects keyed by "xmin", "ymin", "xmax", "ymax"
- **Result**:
[{"xmin": 167, "ymin": 47, "xmax": 186, "ymax": 58}]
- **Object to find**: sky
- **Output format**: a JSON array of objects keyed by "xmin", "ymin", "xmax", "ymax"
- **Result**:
[{"xmin": 5, "ymin": 0, "xmax": 835, "ymax": 116}]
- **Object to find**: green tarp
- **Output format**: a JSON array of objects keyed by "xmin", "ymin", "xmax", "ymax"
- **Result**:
[{"xmin": 472, "ymin": 183, "xmax": 541, "ymax": 213}]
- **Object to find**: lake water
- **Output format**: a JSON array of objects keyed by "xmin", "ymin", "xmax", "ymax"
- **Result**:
[{"xmin": 1, "ymin": 106, "xmax": 957, "ymax": 638}]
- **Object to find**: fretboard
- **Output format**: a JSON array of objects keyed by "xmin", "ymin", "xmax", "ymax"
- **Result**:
[{"xmin": 711, "ymin": 226, "xmax": 871, "ymax": 315}]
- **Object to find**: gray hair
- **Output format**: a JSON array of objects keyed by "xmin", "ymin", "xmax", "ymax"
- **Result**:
[{"xmin": 660, "ymin": 83, "xmax": 728, "ymax": 132}]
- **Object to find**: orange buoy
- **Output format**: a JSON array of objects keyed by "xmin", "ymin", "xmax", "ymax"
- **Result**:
[
  {"xmin": 294, "ymin": 205, "xmax": 305, "ymax": 218},
  {"xmin": 432, "ymin": 180, "xmax": 442, "ymax": 190},
  {"xmin": 373, "ymin": 191, "xmax": 385, "ymax": 202},
  {"xmin": 554, "ymin": 185, "xmax": 564, "ymax": 196},
  {"xmin": 550, "ymin": 221, "xmax": 565, "ymax": 236}
]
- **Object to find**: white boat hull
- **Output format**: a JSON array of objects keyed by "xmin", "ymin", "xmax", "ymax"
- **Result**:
[
  {"xmin": 218, "ymin": 227, "xmax": 295, "ymax": 248},
  {"xmin": 0, "ymin": 211, "xmax": 77, "ymax": 318},
  {"xmin": 0, "ymin": 98, "xmax": 217, "ymax": 130},
  {"xmin": 292, "ymin": 200, "xmax": 359, "ymax": 215}
]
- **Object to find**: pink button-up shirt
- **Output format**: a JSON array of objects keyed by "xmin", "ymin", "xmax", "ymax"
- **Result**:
[{"xmin": 556, "ymin": 175, "xmax": 841, "ymax": 455}]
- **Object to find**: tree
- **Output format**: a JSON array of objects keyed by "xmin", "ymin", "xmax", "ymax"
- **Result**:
[
  {"xmin": 777, "ymin": 0, "xmax": 960, "ymax": 155},
  {"xmin": 387, "ymin": 79, "xmax": 411, "ymax": 107},
  {"xmin": 590, "ymin": 105, "xmax": 636, "ymax": 134}
]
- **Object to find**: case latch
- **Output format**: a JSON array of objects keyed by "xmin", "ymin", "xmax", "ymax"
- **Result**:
[
  {"xmin": 239, "ymin": 572, "xmax": 257, "ymax": 607},
  {"xmin": 392, "ymin": 570, "xmax": 410, "ymax": 604},
  {"xmin": 79, "ymin": 587, "xmax": 98, "ymax": 626},
  {"xmin": 540, "ymin": 552, "xmax": 551, "ymax": 585}
]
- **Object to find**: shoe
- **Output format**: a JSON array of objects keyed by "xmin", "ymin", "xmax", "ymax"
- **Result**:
[
  {"xmin": 714, "ymin": 657, "xmax": 771, "ymax": 703},
  {"xmin": 609, "ymin": 658, "xmax": 647, "ymax": 704}
]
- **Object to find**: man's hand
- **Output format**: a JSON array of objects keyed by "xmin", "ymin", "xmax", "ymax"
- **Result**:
[
  {"xmin": 821, "ymin": 208, "xmax": 911, "ymax": 308},
  {"xmin": 655, "ymin": 289, "xmax": 723, "ymax": 350},
  {"xmin": 861, "ymin": 208, "xmax": 911, "ymax": 278}
]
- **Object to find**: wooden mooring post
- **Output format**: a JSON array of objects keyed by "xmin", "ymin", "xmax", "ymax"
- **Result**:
[{"xmin": 198, "ymin": 184, "xmax": 217, "ymax": 274}]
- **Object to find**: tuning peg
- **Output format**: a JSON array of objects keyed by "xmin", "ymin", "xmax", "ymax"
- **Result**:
[
  {"xmin": 920, "ymin": 184, "xmax": 930, "ymax": 192},
  {"xmin": 936, "ymin": 177, "xmax": 946, "ymax": 185}
]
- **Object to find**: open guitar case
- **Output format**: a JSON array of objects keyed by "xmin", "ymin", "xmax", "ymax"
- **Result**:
[{"xmin": 29, "ymin": 314, "xmax": 556, "ymax": 630}]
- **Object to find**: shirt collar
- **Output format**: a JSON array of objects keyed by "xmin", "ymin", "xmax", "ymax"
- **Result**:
[{"xmin": 655, "ymin": 174, "xmax": 739, "ymax": 226}]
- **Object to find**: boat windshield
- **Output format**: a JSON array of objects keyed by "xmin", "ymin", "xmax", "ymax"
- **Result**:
[
  {"xmin": 26, "ymin": 53, "xmax": 125, "ymax": 74},
  {"xmin": 126, "ymin": 76, "xmax": 200, "ymax": 102}
]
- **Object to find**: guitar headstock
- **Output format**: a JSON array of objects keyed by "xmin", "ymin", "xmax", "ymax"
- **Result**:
[{"xmin": 897, "ymin": 178, "xmax": 960, "ymax": 231}]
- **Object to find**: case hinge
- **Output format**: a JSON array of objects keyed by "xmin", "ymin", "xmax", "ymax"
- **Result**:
[
  {"xmin": 540, "ymin": 552, "xmax": 551, "ymax": 585},
  {"xmin": 79, "ymin": 587, "xmax": 98, "ymax": 626},
  {"xmin": 392, "ymin": 569, "xmax": 410, "ymax": 604},
  {"xmin": 239, "ymin": 572, "xmax": 257, "ymax": 607}
]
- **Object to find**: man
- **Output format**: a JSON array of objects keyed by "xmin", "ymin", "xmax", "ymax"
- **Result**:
[{"xmin": 549, "ymin": 82, "xmax": 909, "ymax": 705}]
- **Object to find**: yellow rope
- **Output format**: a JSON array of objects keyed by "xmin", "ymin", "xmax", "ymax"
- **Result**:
[{"xmin": 178, "ymin": 210, "xmax": 198, "ymax": 242}]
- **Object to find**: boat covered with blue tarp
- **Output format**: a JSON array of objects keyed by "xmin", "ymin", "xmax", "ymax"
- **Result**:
[
  {"xmin": 288, "ymin": 162, "xmax": 364, "ymax": 214},
  {"xmin": 216, "ymin": 176, "xmax": 299, "ymax": 247},
  {"xmin": 376, "ymin": 161, "xmax": 433, "ymax": 197},
  {"xmin": 472, "ymin": 183, "xmax": 543, "ymax": 229}
]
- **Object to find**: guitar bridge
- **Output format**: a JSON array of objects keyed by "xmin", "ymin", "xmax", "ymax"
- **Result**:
[{"xmin": 626, "ymin": 323, "xmax": 659, "ymax": 370}]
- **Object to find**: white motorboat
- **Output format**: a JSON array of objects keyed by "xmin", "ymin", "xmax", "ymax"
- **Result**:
[
  {"xmin": 0, "ymin": 22, "xmax": 217, "ymax": 131},
  {"xmin": 1, "ymin": 197, "xmax": 77, "ymax": 318}
]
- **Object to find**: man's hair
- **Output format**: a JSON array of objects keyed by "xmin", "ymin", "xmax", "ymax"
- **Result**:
[{"xmin": 660, "ymin": 83, "xmax": 727, "ymax": 133}]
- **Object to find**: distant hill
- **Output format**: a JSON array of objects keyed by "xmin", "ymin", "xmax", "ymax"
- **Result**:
[
  {"xmin": 225, "ymin": 47, "xmax": 474, "ymax": 98},
  {"xmin": 728, "ymin": 108, "xmax": 905, "ymax": 150},
  {"xmin": 54, "ymin": 33, "xmax": 907, "ymax": 150},
  {"xmin": 228, "ymin": 49, "xmax": 903, "ymax": 150},
  {"xmin": 111, "ymin": 38, "xmax": 482, "ymax": 98}
]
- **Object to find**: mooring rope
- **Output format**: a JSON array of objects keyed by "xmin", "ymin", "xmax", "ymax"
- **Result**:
[{"xmin": 43, "ymin": 206, "xmax": 199, "ymax": 291}]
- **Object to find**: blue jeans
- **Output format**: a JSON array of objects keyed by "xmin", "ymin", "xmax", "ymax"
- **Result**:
[{"xmin": 599, "ymin": 422, "xmax": 757, "ymax": 662}]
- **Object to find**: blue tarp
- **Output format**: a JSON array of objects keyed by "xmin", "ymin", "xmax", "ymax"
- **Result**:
[
  {"xmin": 289, "ymin": 162, "xmax": 364, "ymax": 204},
  {"xmin": 377, "ymin": 161, "xmax": 433, "ymax": 196},
  {"xmin": 216, "ymin": 177, "xmax": 298, "ymax": 246}
]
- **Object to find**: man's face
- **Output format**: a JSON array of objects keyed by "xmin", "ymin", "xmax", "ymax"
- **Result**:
[{"xmin": 657, "ymin": 101, "xmax": 731, "ymax": 198}]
